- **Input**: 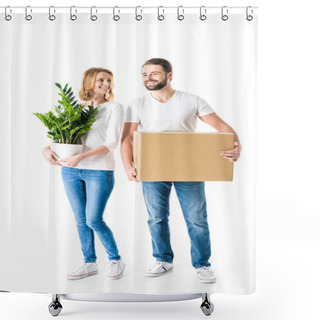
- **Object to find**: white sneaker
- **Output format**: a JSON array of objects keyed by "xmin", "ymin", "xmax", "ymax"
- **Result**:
[
  {"xmin": 107, "ymin": 259, "xmax": 125, "ymax": 280},
  {"xmin": 196, "ymin": 266, "xmax": 217, "ymax": 283},
  {"xmin": 68, "ymin": 263, "xmax": 98, "ymax": 280},
  {"xmin": 145, "ymin": 261, "xmax": 174, "ymax": 277}
]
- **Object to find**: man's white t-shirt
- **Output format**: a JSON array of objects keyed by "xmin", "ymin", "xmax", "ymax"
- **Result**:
[
  {"xmin": 76, "ymin": 101, "xmax": 124, "ymax": 170},
  {"xmin": 125, "ymin": 90, "xmax": 215, "ymax": 131}
]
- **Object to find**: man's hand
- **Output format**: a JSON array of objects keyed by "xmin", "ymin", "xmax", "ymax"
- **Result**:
[
  {"xmin": 220, "ymin": 141, "xmax": 242, "ymax": 163},
  {"xmin": 125, "ymin": 166, "xmax": 139, "ymax": 182}
]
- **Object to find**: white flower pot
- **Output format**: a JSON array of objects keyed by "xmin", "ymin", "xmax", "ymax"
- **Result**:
[{"xmin": 50, "ymin": 143, "xmax": 83, "ymax": 160}]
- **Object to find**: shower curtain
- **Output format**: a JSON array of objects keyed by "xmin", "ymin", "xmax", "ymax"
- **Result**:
[{"xmin": 0, "ymin": 6, "xmax": 257, "ymax": 295}]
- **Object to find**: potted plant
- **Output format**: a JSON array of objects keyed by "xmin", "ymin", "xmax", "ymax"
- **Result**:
[{"xmin": 33, "ymin": 83, "xmax": 99, "ymax": 161}]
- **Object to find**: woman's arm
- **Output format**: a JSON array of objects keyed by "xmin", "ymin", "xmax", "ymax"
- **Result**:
[
  {"xmin": 60, "ymin": 145, "xmax": 109, "ymax": 167},
  {"xmin": 42, "ymin": 145, "xmax": 61, "ymax": 166},
  {"xmin": 61, "ymin": 103, "xmax": 124, "ymax": 168}
]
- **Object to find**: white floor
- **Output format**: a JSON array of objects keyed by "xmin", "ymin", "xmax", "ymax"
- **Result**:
[{"xmin": 1, "ymin": 240, "xmax": 319, "ymax": 320}]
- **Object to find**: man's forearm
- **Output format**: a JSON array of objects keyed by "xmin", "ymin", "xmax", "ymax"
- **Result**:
[
  {"xmin": 121, "ymin": 139, "xmax": 134, "ymax": 169},
  {"xmin": 218, "ymin": 123, "xmax": 241, "ymax": 146}
]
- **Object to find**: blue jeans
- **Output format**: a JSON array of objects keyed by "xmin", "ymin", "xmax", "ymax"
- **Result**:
[
  {"xmin": 142, "ymin": 181, "xmax": 211, "ymax": 269},
  {"xmin": 61, "ymin": 167, "xmax": 121, "ymax": 263}
]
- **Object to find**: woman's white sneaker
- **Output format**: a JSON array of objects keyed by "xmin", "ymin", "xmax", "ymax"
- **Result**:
[
  {"xmin": 107, "ymin": 259, "xmax": 125, "ymax": 280},
  {"xmin": 145, "ymin": 261, "xmax": 174, "ymax": 277},
  {"xmin": 68, "ymin": 263, "xmax": 99, "ymax": 280},
  {"xmin": 196, "ymin": 266, "xmax": 217, "ymax": 283}
]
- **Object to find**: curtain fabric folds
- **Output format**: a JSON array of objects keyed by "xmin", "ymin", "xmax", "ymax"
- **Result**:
[{"xmin": 0, "ymin": 10, "xmax": 258, "ymax": 294}]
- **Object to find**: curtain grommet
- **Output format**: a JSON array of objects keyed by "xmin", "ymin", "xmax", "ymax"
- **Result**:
[
  {"xmin": 25, "ymin": 6, "xmax": 32, "ymax": 21},
  {"xmin": 135, "ymin": 6, "xmax": 142, "ymax": 21},
  {"xmin": 157, "ymin": 6, "xmax": 165, "ymax": 21},
  {"xmin": 5, "ymin": 6, "xmax": 12, "ymax": 21},
  {"xmin": 113, "ymin": 6, "xmax": 120, "ymax": 21},
  {"xmin": 49, "ymin": 6, "xmax": 56, "ymax": 21},
  {"xmin": 177, "ymin": 6, "xmax": 184, "ymax": 21},
  {"xmin": 70, "ymin": 6, "xmax": 77, "ymax": 21},
  {"xmin": 200, "ymin": 6, "xmax": 207, "ymax": 21},
  {"xmin": 246, "ymin": 6, "xmax": 254, "ymax": 21},
  {"xmin": 90, "ymin": 6, "xmax": 98, "ymax": 21},
  {"xmin": 221, "ymin": 6, "xmax": 228, "ymax": 21}
]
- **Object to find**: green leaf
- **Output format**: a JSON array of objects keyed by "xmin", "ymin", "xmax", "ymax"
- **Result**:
[
  {"xmin": 67, "ymin": 92, "xmax": 74, "ymax": 100},
  {"xmin": 34, "ymin": 82, "xmax": 98, "ymax": 144},
  {"xmin": 63, "ymin": 83, "xmax": 69, "ymax": 92}
]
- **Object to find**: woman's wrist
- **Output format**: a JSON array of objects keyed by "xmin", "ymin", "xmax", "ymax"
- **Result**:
[{"xmin": 77, "ymin": 153, "xmax": 86, "ymax": 161}]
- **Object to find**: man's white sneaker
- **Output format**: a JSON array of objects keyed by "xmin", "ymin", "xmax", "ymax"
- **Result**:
[
  {"xmin": 68, "ymin": 263, "xmax": 98, "ymax": 280},
  {"xmin": 145, "ymin": 261, "xmax": 174, "ymax": 277},
  {"xmin": 196, "ymin": 266, "xmax": 217, "ymax": 283},
  {"xmin": 107, "ymin": 259, "xmax": 125, "ymax": 280}
]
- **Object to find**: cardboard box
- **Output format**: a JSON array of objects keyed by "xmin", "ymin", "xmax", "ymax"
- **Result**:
[{"xmin": 133, "ymin": 132, "xmax": 235, "ymax": 181}]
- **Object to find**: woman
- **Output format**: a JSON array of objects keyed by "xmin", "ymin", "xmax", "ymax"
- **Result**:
[{"xmin": 42, "ymin": 67, "xmax": 125, "ymax": 280}]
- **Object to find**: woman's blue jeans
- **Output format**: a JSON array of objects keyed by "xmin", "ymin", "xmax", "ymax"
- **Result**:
[
  {"xmin": 142, "ymin": 181, "xmax": 211, "ymax": 269},
  {"xmin": 61, "ymin": 167, "xmax": 121, "ymax": 263}
]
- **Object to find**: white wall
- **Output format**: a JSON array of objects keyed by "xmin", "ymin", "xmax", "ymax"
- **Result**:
[{"xmin": 1, "ymin": 0, "xmax": 319, "ymax": 319}]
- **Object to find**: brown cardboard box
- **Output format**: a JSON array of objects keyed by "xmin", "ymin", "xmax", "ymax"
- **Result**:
[{"xmin": 133, "ymin": 132, "xmax": 235, "ymax": 181}]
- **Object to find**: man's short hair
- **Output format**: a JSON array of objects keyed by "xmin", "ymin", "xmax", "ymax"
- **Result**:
[{"xmin": 142, "ymin": 58, "xmax": 173, "ymax": 74}]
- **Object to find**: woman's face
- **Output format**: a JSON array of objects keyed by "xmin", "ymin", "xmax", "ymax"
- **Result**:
[{"xmin": 92, "ymin": 71, "xmax": 112, "ymax": 96}]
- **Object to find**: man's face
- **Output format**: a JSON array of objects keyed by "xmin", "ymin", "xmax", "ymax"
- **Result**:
[{"xmin": 142, "ymin": 64, "xmax": 171, "ymax": 91}]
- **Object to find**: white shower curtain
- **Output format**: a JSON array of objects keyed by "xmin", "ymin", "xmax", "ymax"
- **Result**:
[{"xmin": 0, "ymin": 7, "xmax": 257, "ymax": 294}]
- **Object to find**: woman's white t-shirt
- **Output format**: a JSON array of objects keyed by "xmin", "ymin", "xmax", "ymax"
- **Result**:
[
  {"xmin": 77, "ymin": 101, "xmax": 124, "ymax": 171},
  {"xmin": 124, "ymin": 90, "xmax": 215, "ymax": 131}
]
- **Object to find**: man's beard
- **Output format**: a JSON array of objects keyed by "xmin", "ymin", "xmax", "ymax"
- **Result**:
[{"xmin": 144, "ymin": 75, "xmax": 168, "ymax": 91}]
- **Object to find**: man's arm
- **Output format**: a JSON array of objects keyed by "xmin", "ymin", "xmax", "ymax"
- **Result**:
[
  {"xmin": 121, "ymin": 122, "xmax": 139, "ymax": 181},
  {"xmin": 199, "ymin": 112, "xmax": 241, "ymax": 162}
]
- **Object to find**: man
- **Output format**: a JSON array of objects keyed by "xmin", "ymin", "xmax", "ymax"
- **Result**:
[{"xmin": 121, "ymin": 58, "xmax": 241, "ymax": 283}]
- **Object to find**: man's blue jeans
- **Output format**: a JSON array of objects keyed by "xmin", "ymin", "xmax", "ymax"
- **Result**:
[
  {"xmin": 61, "ymin": 167, "xmax": 121, "ymax": 263},
  {"xmin": 142, "ymin": 181, "xmax": 211, "ymax": 269}
]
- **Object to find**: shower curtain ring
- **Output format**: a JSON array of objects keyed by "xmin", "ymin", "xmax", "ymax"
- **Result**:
[
  {"xmin": 157, "ymin": 6, "xmax": 165, "ymax": 21},
  {"xmin": 5, "ymin": 6, "xmax": 12, "ymax": 21},
  {"xmin": 177, "ymin": 6, "xmax": 184, "ymax": 21},
  {"xmin": 200, "ymin": 6, "xmax": 207, "ymax": 21},
  {"xmin": 135, "ymin": 6, "xmax": 142, "ymax": 21},
  {"xmin": 70, "ymin": 6, "xmax": 77, "ymax": 21},
  {"xmin": 246, "ymin": 6, "xmax": 254, "ymax": 21},
  {"xmin": 90, "ymin": 6, "xmax": 98, "ymax": 21},
  {"xmin": 113, "ymin": 6, "xmax": 120, "ymax": 21},
  {"xmin": 25, "ymin": 6, "xmax": 32, "ymax": 21},
  {"xmin": 221, "ymin": 6, "xmax": 228, "ymax": 21},
  {"xmin": 49, "ymin": 6, "xmax": 56, "ymax": 21}
]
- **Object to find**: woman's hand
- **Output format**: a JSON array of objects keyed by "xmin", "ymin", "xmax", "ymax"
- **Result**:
[
  {"xmin": 59, "ymin": 154, "xmax": 83, "ymax": 168},
  {"xmin": 220, "ymin": 141, "xmax": 242, "ymax": 162},
  {"xmin": 42, "ymin": 146, "xmax": 61, "ymax": 166}
]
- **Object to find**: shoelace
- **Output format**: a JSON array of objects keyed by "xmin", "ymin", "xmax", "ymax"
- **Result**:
[
  {"xmin": 108, "ymin": 261, "xmax": 119, "ymax": 274},
  {"xmin": 151, "ymin": 261, "xmax": 166, "ymax": 272},
  {"xmin": 73, "ymin": 264, "xmax": 89, "ymax": 274},
  {"xmin": 198, "ymin": 266, "xmax": 213, "ymax": 276}
]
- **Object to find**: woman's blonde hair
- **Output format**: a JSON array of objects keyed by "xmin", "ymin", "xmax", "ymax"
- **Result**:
[{"xmin": 79, "ymin": 67, "xmax": 115, "ymax": 102}]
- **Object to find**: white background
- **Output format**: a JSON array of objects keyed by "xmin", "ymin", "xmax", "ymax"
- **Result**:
[{"xmin": 1, "ymin": 0, "xmax": 319, "ymax": 319}]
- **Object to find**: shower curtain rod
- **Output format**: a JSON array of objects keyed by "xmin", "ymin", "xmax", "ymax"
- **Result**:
[{"xmin": 0, "ymin": 6, "xmax": 258, "ymax": 9}]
